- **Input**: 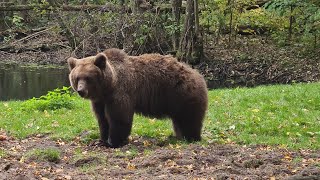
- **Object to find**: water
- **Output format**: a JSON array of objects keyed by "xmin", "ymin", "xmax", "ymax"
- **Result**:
[{"xmin": 0, "ymin": 62, "xmax": 70, "ymax": 101}]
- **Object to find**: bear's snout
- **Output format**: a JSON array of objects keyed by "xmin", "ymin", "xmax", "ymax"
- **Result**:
[
  {"xmin": 77, "ymin": 81, "xmax": 87, "ymax": 98},
  {"xmin": 77, "ymin": 89, "xmax": 86, "ymax": 97}
]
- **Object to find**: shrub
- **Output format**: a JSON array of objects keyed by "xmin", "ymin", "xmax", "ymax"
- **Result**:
[{"xmin": 21, "ymin": 86, "xmax": 76, "ymax": 111}]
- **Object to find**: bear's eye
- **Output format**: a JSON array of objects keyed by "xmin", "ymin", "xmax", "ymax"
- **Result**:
[{"xmin": 84, "ymin": 76, "xmax": 92, "ymax": 82}]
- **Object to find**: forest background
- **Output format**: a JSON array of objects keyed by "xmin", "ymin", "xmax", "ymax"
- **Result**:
[{"xmin": 0, "ymin": 0, "xmax": 319, "ymax": 87}]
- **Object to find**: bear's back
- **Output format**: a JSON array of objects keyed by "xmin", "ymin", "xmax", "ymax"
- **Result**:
[{"xmin": 125, "ymin": 53, "xmax": 207, "ymax": 118}]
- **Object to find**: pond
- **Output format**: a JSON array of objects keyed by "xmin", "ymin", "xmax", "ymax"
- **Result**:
[{"xmin": 0, "ymin": 62, "xmax": 70, "ymax": 101}]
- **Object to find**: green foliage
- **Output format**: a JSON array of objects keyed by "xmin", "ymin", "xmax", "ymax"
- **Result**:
[
  {"xmin": 12, "ymin": 14, "xmax": 24, "ymax": 28},
  {"xmin": 264, "ymin": 0, "xmax": 320, "ymax": 48},
  {"xmin": 199, "ymin": 0, "xmax": 227, "ymax": 34},
  {"xmin": 25, "ymin": 148, "xmax": 61, "ymax": 163},
  {"xmin": 199, "ymin": 0, "xmax": 320, "ymax": 50},
  {"xmin": 21, "ymin": 86, "xmax": 76, "ymax": 111}
]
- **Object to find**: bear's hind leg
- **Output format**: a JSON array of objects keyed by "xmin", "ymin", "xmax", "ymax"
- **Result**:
[
  {"xmin": 172, "ymin": 122, "xmax": 183, "ymax": 139},
  {"xmin": 172, "ymin": 111, "xmax": 204, "ymax": 142}
]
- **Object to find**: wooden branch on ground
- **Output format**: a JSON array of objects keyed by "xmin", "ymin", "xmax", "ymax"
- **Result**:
[
  {"xmin": 11, "ymin": 26, "xmax": 54, "ymax": 45},
  {"xmin": 0, "ymin": 43, "xmax": 69, "ymax": 53}
]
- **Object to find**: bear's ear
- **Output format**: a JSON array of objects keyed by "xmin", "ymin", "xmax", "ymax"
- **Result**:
[
  {"xmin": 67, "ymin": 57, "xmax": 77, "ymax": 71},
  {"xmin": 94, "ymin": 53, "xmax": 107, "ymax": 70}
]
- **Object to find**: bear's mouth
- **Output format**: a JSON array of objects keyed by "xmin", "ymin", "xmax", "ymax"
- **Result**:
[{"xmin": 77, "ymin": 90, "xmax": 89, "ymax": 99}]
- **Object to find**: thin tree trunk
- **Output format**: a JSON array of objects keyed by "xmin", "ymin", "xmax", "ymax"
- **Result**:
[
  {"xmin": 0, "ymin": 0, "xmax": 11, "ymax": 30},
  {"xmin": 288, "ymin": 5, "xmax": 294, "ymax": 43},
  {"xmin": 314, "ymin": 33, "xmax": 317, "ymax": 49},
  {"xmin": 178, "ymin": 0, "xmax": 203, "ymax": 64},
  {"xmin": 47, "ymin": 0, "xmax": 77, "ymax": 49},
  {"xmin": 21, "ymin": 0, "xmax": 28, "ymax": 23},
  {"xmin": 171, "ymin": 0, "xmax": 182, "ymax": 51},
  {"xmin": 228, "ymin": 0, "xmax": 233, "ymax": 44}
]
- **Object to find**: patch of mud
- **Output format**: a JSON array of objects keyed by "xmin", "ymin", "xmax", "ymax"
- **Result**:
[{"xmin": 1, "ymin": 135, "xmax": 319, "ymax": 179}]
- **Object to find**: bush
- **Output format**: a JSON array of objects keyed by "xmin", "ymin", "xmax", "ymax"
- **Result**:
[{"xmin": 21, "ymin": 86, "xmax": 76, "ymax": 111}]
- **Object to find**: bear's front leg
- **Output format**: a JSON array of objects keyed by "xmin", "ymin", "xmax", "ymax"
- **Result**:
[
  {"xmin": 91, "ymin": 101, "xmax": 109, "ymax": 145},
  {"xmin": 107, "ymin": 102, "xmax": 134, "ymax": 148}
]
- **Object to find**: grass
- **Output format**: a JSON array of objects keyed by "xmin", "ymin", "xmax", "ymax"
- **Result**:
[
  {"xmin": 206, "ymin": 82, "xmax": 320, "ymax": 149},
  {"xmin": 24, "ymin": 148, "xmax": 61, "ymax": 163},
  {"xmin": 0, "ymin": 83, "xmax": 319, "ymax": 150},
  {"xmin": 0, "ymin": 149, "xmax": 6, "ymax": 158}
]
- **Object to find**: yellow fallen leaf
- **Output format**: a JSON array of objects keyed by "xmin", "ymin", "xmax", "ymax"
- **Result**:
[
  {"xmin": 143, "ymin": 140, "xmax": 151, "ymax": 147},
  {"xmin": 0, "ymin": 135, "xmax": 7, "ymax": 141},
  {"xmin": 252, "ymin": 109, "xmax": 260, "ymax": 113},
  {"xmin": 127, "ymin": 162, "xmax": 136, "ymax": 170},
  {"xmin": 20, "ymin": 156, "xmax": 25, "ymax": 163}
]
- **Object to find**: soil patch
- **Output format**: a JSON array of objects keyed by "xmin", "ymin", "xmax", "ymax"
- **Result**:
[{"xmin": 1, "ymin": 134, "xmax": 319, "ymax": 179}]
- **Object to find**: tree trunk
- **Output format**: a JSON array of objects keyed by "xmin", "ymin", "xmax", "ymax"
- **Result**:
[
  {"xmin": 0, "ymin": 0, "xmax": 11, "ymax": 30},
  {"xmin": 288, "ymin": 5, "xmax": 294, "ymax": 43},
  {"xmin": 171, "ymin": 0, "xmax": 182, "ymax": 51},
  {"xmin": 47, "ymin": 0, "xmax": 77, "ymax": 49},
  {"xmin": 228, "ymin": 0, "xmax": 234, "ymax": 44},
  {"xmin": 21, "ymin": 0, "xmax": 29, "ymax": 23},
  {"xmin": 178, "ymin": 0, "xmax": 203, "ymax": 65}
]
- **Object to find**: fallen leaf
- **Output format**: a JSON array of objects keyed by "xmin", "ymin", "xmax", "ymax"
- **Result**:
[
  {"xmin": 143, "ymin": 140, "xmax": 151, "ymax": 147},
  {"xmin": 64, "ymin": 175, "xmax": 72, "ymax": 180},
  {"xmin": 252, "ymin": 109, "xmax": 260, "ymax": 113},
  {"xmin": 56, "ymin": 169, "xmax": 63, "ymax": 173},
  {"xmin": 127, "ymin": 162, "xmax": 136, "ymax": 170},
  {"xmin": 0, "ymin": 135, "xmax": 7, "ymax": 141}
]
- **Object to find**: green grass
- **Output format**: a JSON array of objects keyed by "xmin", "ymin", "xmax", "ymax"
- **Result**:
[
  {"xmin": 206, "ymin": 82, "xmax": 320, "ymax": 149},
  {"xmin": 0, "ymin": 149, "xmax": 6, "ymax": 158},
  {"xmin": 0, "ymin": 98, "xmax": 97, "ymax": 141},
  {"xmin": 24, "ymin": 148, "xmax": 61, "ymax": 163},
  {"xmin": 1, "ymin": 83, "xmax": 319, "ymax": 149}
]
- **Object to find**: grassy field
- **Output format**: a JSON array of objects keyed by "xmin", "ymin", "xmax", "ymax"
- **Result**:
[{"xmin": 0, "ymin": 83, "xmax": 319, "ymax": 150}]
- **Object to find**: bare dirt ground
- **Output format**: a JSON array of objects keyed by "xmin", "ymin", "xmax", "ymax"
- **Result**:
[{"xmin": 1, "ymin": 133, "xmax": 320, "ymax": 180}]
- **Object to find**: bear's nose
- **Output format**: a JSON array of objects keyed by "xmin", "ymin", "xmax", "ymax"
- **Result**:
[{"xmin": 77, "ymin": 90, "xmax": 85, "ymax": 97}]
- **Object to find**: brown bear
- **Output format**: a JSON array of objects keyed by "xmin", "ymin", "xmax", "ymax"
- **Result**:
[{"xmin": 67, "ymin": 48, "xmax": 208, "ymax": 148}]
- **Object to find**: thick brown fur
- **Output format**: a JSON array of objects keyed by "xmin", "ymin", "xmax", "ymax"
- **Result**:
[{"xmin": 68, "ymin": 48, "xmax": 208, "ymax": 148}]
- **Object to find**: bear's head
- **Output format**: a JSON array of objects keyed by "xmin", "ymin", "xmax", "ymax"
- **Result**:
[{"xmin": 67, "ymin": 53, "xmax": 115, "ymax": 100}]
